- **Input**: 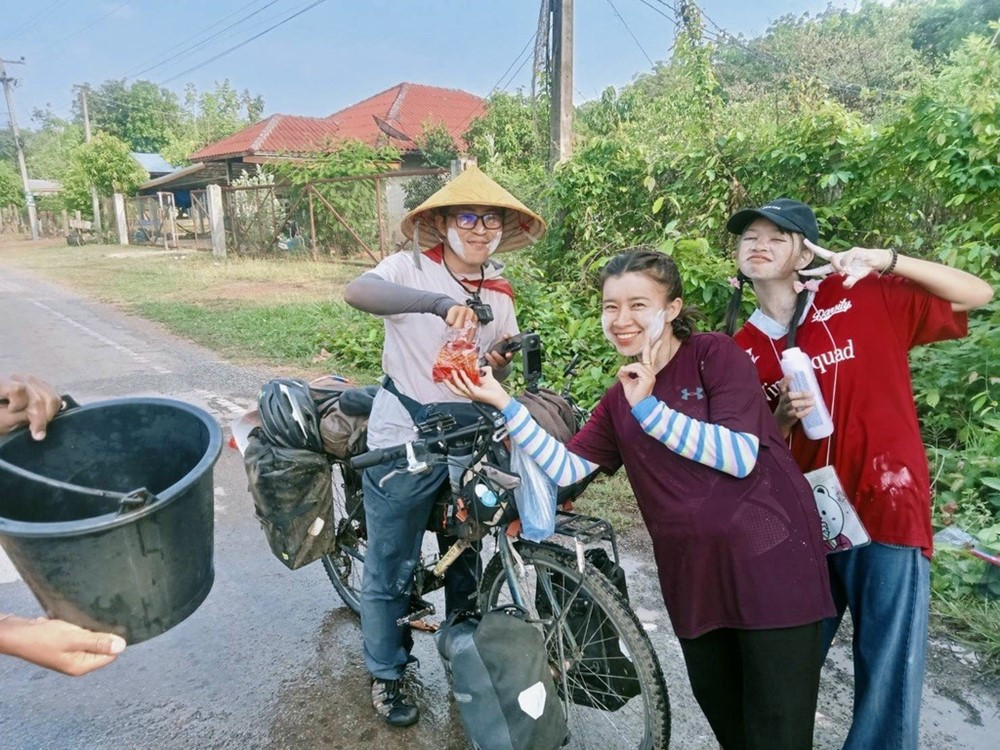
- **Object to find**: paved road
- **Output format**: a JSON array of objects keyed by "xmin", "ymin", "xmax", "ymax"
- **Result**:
[{"xmin": 1, "ymin": 264, "xmax": 998, "ymax": 749}]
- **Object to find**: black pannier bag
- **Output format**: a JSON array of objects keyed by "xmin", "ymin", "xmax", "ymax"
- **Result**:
[
  {"xmin": 437, "ymin": 606, "xmax": 569, "ymax": 750},
  {"xmin": 243, "ymin": 426, "xmax": 336, "ymax": 570},
  {"xmin": 535, "ymin": 547, "xmax": 640, "ymax": 711}
]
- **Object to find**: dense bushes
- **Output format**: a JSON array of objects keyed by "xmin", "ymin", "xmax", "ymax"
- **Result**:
[{"xmin": 457, "ymin": 14, "xmax": 1000, "ymax": 657}]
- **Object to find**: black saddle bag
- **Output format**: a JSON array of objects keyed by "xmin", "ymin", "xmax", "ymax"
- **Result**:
[
  {"xmin": 243, "ymin": 426, "xmax": 336, "ymax": 570},
  {"xmin": 436, "ymin": 606, "xmax": 569, "ymax": 750}
]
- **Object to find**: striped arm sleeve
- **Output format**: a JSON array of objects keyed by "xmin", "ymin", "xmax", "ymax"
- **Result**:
[
  {"xmin": 631, "ymin": 396, "xmax": 760, "ymax": 478},
  {"xmin": 501, "ymin": 399, "xmax": 599, "ymax": 487}
]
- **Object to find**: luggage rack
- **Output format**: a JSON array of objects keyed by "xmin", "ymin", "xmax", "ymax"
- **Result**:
[{"xmin": 553, "ymin": 510, "xmax": 622, "ymax": 567}]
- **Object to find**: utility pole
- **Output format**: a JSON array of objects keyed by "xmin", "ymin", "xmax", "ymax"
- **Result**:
[
  {"xmin": 0, "ymin": 56, "xmax": 39, "ymax": 240},
  {"xmin": 548, "ymin": 0, "xmax": 574, "ymax": 168},
  {"xmin": 76, "ymin": 84, "xmax": 102, "ymax": 231}
]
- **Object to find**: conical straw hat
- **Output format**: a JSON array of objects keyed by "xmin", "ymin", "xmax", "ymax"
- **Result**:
[{"xmin": 401, "ymin": 164, "xmax": 546, "ymax": 253}]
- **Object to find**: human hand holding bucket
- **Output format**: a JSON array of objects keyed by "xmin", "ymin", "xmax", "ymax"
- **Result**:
[{"xmin": 0, "ymin": 396, "xmax": 222, "ymax": 644}]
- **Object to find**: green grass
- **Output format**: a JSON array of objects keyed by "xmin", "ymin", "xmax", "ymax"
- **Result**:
[
  {"xmin": 1, "ymin": 241, "xmax": 356, "ymax": 306},
  {"xmin": 572, "ymin": 472, "xmax": 642, "ymax": 534},
  {"xmin": 2, "ymin": 240, "xmax": 373, "ymax": 379},
  {"xmin": 931, "ymin": 591, "xmax": 1000, "ymax": 676}
]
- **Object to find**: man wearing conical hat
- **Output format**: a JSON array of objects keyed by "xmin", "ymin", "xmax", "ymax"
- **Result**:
[{"xmin": 343, "ymin": 164, "xmax": 545, "ymax": 727}]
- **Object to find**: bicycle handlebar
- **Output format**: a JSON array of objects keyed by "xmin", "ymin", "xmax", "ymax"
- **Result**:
[
  {"xmin": 348, "ymin": 418, "xmax": 501, "ymax": 472},
  {"xmin": 349, "ymin": 445, "xmax": 409, "ymax": 471}
]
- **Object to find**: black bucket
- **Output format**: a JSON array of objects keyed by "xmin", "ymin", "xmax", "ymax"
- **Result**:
[{"xmin": 0, "ymin": 398, "xmax": 222, "ymax": 644}]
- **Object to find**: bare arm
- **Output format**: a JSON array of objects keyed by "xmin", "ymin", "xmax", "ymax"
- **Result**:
[
  {"xmin": 803, "ymin": 240, "xmax": 994, "ymax": 312},
  {"xmin": 890, "ymin": 254, "xmax": 993, "ymax": 312}
]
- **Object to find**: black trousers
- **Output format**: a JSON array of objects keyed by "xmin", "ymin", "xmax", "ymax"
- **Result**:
[{"xmin": 678, "ymin": 621, "xmax": 823, "ymax": 750}]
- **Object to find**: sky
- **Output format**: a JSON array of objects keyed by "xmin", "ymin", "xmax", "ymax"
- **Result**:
[{"xmin": 0, "ymin": 0, "xmax": 863, "ymax": 127}]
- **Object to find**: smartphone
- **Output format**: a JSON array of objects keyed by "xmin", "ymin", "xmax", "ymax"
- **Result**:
[{"xmin": 495, "ymin": 332, "xmax": 527, "ymax": 356}]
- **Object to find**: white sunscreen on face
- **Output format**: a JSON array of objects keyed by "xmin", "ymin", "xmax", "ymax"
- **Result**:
[
  {"xmin": 448, "ymin": 227, "xmax": 503, "ymax": 258},
  {"xmin": 447, "ymin": 228, "xmax": 469, "ymax": 260},
  {"xmin": 601, "ymin": 309, "xmax": 666, "ymax": 351},
  {"xmin": 639, "ymin": 309, "xmax": 667, "ymax": 345},
  {"xmin": 487, "ymin": 230, "xmax": 502, "ymax": 255},
  {"xmin": 601, "ymin": 311, "xmax": 615, "ymax": 344}
]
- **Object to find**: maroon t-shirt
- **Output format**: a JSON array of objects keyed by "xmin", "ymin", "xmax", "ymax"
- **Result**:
[
  {"xmin": 569, "ymin": 332, "xmax": 834, "ymax": 639},
  {"xmin": 734, "ymin": 274, "xmax": 967, "ymax": 556}
]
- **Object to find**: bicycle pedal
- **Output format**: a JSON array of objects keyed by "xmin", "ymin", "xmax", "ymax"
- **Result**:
[{"xmin": 396, "ymin": 606, "xmax": 435, "ymax": 627}]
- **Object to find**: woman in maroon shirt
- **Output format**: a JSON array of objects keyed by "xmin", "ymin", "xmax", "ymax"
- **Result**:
[{"xmin": 449, "ymin": 248, "xmax": 834, "ymax": 750}]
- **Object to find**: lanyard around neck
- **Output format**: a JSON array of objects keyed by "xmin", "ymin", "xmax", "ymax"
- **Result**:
[
  {"xmin": 443, "ymin": 257, "xmax": 485, "ymax": 300},
  {"xmin": 766, "ymin": 303, "xmax": 839, "ymax": 465}
]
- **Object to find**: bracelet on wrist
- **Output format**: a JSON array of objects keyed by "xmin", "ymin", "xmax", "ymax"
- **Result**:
[{"xmin": 879, "ymin": 247, "xmax": 898, "ymax": 276}]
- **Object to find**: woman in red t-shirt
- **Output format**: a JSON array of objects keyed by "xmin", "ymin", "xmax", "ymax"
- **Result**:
[
  {"xmin": 449, "ymin": 248, "xmax": 835, "ymax": 750},
  {"xmin": 724, "ymin": 198, "xmax": 993, "ymax": 750}
]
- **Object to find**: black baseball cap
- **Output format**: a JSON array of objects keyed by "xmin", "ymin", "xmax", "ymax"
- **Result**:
[{"xmin": 726, "ymin": 198, "xmax": 819, "ymax": 244}]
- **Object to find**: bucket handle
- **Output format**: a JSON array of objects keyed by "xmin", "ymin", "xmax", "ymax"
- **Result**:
[{"xmin": 117, "ymin": 488, "xmax": 158, "ymax": 515}]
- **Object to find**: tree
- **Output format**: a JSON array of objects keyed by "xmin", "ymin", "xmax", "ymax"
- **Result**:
[
  {"xmin": 61, "ymin": 133, "xmax": 147, "ymax": 215},
  {"xmin": 403, "ymin": 122, "xmax": 457, "ymax": 210},
  {"xmin": 0, "ymin": 160, "xmax": 23, "ymax": 208},
  {"xmin": 710, "ymin": 0, "xmax": 926, "ymax": 113},
  {"xmin": 464, "ymin": 91, "xmax": 548, "ymax": 169},
  {"xmin": 78, "ymin": 79, "xmax": 185, "ymax": 153},
  {"xmin": 911, "ymin": 0, "xmax": 1000, "ymax": 59},
  {"xmin": 163, "ymin": 80, "xmax": 265, "ymax": 165},
  {"xmin": 24, "ymin": 109, "xmax": 84, "ymax": 180}
]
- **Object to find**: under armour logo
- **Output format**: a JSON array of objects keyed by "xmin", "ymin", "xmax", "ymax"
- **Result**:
[{"xmin": 681, "ymin": 387, "xmax": 704, "ymax": 400}]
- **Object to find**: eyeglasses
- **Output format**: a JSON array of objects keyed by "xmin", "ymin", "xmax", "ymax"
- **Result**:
[{"xmin": 449, "ymin": 211, "xmax": 504, "ymax": 231}]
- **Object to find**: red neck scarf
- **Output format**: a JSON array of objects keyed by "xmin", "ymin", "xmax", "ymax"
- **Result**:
[{"xmin": 423, "ymin": 243, "xmax": 514, "ymax": 300}]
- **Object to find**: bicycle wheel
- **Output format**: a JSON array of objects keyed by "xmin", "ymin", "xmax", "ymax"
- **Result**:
[
  {"xmin": 480, "ymin": 543, "xmax": 670, "ymax": 749},
  {"xmin": 321, "ymin": 462, "xmax": 366, "ymax": 615}
]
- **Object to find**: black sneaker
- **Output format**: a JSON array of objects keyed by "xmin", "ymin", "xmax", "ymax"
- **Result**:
[{"xmin": 371, "ymin": 676, "xmax": 419, "ymax": 727}]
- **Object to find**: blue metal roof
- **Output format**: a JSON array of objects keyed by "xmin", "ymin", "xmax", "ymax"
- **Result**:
[{"xmin": 131, "ymin": 152, "xmax": 175, "ymax": 175}]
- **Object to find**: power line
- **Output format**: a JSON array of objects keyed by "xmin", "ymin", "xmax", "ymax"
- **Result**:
[
  {"xmin": 635, "ymin": 0, "xmax": 675, "ymax": 23},
  {"xmin": 606, "ymin": 0, "xmax": 654, "ymax": 67},
  {"xmin": 451, "ymin": 29, "xmax": 538, "ymax": 138},
  {"xmin": 124, "ymin": 0, "xmax": 283, "ymax": 79},
  {"xmin": 647, "ymin": 0, "xmax": 679, "ymax": 15},
  {"xmin": 0, "ymin": 0, "xmax": 72, "ymax": 44},
  {"xmin": 36, "ymin": 0, "xmax": 137, "ymax": 56},
  {"xmin": 488, "ymin": 32, "xmax": 539, "ymax": 98},
  {"xmin": 499, "ymin": 45, "xmax": 535, "ymax": 93},
  {"xmin": 159, "ymin": 0, "xmax": 328, "ymax": 85}
]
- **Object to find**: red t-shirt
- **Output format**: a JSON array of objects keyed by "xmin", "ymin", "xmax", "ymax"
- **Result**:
[
  {"xmin": 568, "ymin": 332, "xmax": 834, "ymax": 639},
  {"xmin": 734, "ymin": 275, "xmax": 967, "ymax": 556}
]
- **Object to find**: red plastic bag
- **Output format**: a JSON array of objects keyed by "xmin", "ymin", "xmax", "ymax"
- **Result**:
[{"xmin": 432, "ymin": 322, "xmax": 481, "ymax": 385}]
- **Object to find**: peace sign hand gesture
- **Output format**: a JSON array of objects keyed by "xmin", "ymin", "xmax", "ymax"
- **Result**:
[
  {"xmin": 801, "ymin": 239, "xmax": 895, "ymax": 289},
  {"xmin": 617, "ymin": 336, "xmax": 663, "ymax": 407}
]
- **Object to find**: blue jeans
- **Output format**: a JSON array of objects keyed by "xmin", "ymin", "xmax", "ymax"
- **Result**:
[
  {"xmin": 821, "ymin": 542, "xmax": 930, "ymax": 750},
  {"xmin": 359, "ymin": 458, "xmax": 479, "ymax": 680}
]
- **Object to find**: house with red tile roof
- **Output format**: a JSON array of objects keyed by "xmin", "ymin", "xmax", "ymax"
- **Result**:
[
  {"xmin": 187, "ymin": 82, "xmax": 484, "ymax": 176},
  {"xmin": 138, "ymin": 82, "xmax": 486, "ymax": 252}
]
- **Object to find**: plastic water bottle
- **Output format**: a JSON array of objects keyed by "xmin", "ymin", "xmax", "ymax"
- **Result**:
[{"xmin": 780, "ymin": 347, "xmax": 834, "ymax": 440}]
